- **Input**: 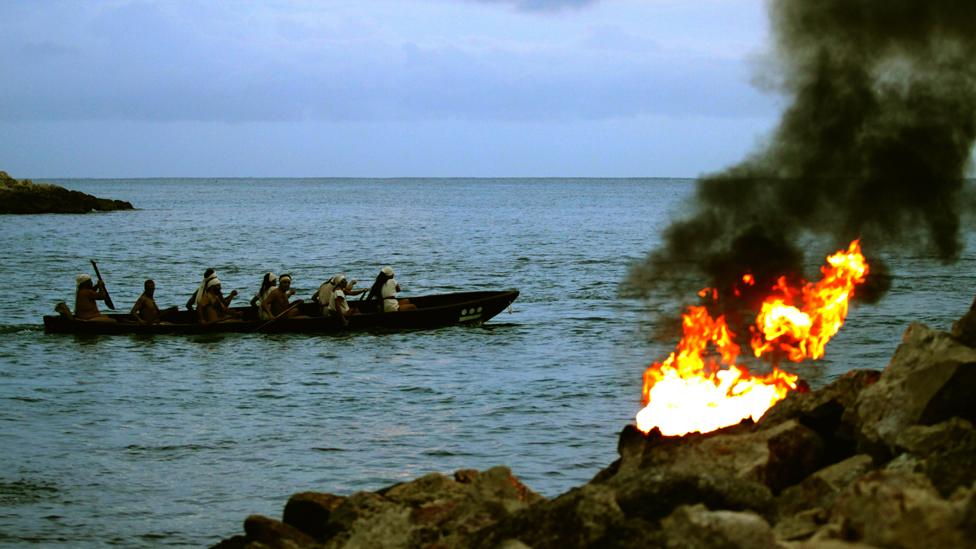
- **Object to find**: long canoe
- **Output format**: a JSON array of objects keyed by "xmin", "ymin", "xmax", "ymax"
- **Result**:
[{"xmin": 43, "ymin": 290, "xmax": 519, "ymax": 335}]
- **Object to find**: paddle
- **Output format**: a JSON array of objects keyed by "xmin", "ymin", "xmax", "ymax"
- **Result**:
[
  {"xmin": 90, "ymin": 260, "xmax": 116, "ymax": 310},
  {"xmin": 254, "ymin": 301, "xmax": 301, "ymax": 333}
]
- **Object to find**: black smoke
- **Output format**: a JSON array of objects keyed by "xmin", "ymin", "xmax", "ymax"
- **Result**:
[{"xmin": 626, "ymin": 0, "xmax": 976, "ymax": 306}]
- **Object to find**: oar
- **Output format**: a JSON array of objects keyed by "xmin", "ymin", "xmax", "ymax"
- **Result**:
[
  {"xmin": 254, "ymin": 302, "xmax": 301, "ymax": 333},
  {"xmin": 90, "ymin": 259, "xmax": 116, "ymax": 310}
]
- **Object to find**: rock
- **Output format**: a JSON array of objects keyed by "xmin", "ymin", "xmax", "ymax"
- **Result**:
[
  {"xmin": 611, "ymin": 470, "xmax": 776, "ymax": 524},
  {"xmin": 282, "ymin": 492, "xmax": 346, "ymax": 540},
  {"xmin": 813, "ymin": 470, "xmax": 975, "ymax": 548},
  {"xmin": 602, "ymin": 419, "xmax": 824, "ymax": 495},
  {"xmin": 773, "ymin": 507, "xmax": 829, "ymax": 543},
  {"xmin": 243, "ymin": 515, "xmax": 317, "ymax": 548},
  {"xmin": 851, "ymin": 323, "xmax": 976, "ymax": 456},
  {"xmin": 475, "ymin": 483, "xmax": 626, "ymax": 549},
  {"xmin": 894, "ymin": 418, "xmax": 976, "ymax": 497},
  {"xmin": 0, "ymin": 170, "xmax": 134, "ymax": 214},
  {"xmin": 776, "ymin": 454, "xmax": 875, "ymax": 516},
  {"xmin": 660, "ymin": 504, "xmax": 776, "ymax": 549},
  {"xmin": 276, "ymin": 467, "xmax": 543, "ymax": 548},
  {"xmin": 758, "ymin": 369, "xmax": 880, "ymax": 465},
  {"xmin": 952, "ymin": 303, "xmax": 976, "ymax": 347}
]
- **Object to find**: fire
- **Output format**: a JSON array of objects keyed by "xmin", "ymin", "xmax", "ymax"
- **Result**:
[
  {"xmin": 635, "ymin": 240, "xmax": 868, "ymax": 437},
  {"xmin": 752, "ymin": 240, "xmax": 869, "ymax": 361}
]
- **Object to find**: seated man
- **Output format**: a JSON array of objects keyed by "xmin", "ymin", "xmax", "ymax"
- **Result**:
[
  {"xmin": 74, "ymin": 274, "xmax": 114, "ymax": 321},
  {"xmin": 196, "ymin": 277, "xmax": 238, "ymax": 324},
  {"xmin": 130, "ymin": 279, "xmax": 177, "ymax": 324},
  {"xmin": 263, "ymin": 274, "xmax": 303, "ymax": 318}
]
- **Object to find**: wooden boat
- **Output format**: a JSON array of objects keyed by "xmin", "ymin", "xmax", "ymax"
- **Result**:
[{"xmin": 43, "ymin": 290, "xmax": 519, "ymax": 335}]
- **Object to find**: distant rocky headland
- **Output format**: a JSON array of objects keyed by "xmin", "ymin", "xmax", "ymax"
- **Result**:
[
  {"xmin": 0, "ymin": 171, "xmax": 133, "ymax": 214},
  {"xmin": 212, "ymin": 313, "xmax": 976, "ymax": 548}
]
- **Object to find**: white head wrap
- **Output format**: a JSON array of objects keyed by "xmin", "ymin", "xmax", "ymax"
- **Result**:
[
  {"xmin": 76, "ymin": 274, "xmax": 92, "ymax": 288},
  {"xmin": 381, "ymin": 266, "xmax": 395, "ymax": 277},
  {"xmin": 206, "ymin": 277, "xmax": 222, "ymax": 289},
  {"xmin": 194, "ymin": 271, "xmax": 218, "ymax": 305},
  {"xmin": 267, "ymin": 272, "xmax": 277, "ymax": 284},
  {"xmin": 334, "ymin": 275, "xmax": 347, "ymax": 288}
]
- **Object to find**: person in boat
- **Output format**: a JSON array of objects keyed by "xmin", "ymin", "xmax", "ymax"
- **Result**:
[
  {"xmin": 250, "ymin": 272, "xmax": 277, "ymax": 320},
  {"xmin": 327, "ymin": 275, "xmax": 359, "ymax": 324},
  {"xmin": 186, "ymin": 268, "xmax": 216, "ymax": 311},
  {"xmin": 263, "ymin": 273, "xmax": 303, "ymax": 318},
  {"xmin": 196, "ymin": 277, "xmax": 238, "ymax": 324},
  {"xmin": 365, "ymin": 266, "xmax": 415, "ymax": 312},
  {"xmin": 313, "ymin": 274, "xmax": 365, "ymax": 315},
  {"xmin": 74, "ymin": 274, "xmax": 114, "ymax": 321},
  {"xmin": 130, "ymin": 279, "xmax": 177, "ymax": 324}
]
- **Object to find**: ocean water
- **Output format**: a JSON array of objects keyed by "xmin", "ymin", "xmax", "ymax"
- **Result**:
[{"xmin": 0, "ymin": 178, "xmax": 974, "ymax": 547}]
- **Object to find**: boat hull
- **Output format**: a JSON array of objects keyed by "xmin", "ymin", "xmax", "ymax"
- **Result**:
[{"xmin": 43, "ymin": 290, "xmax": 519, "ymax": 335}]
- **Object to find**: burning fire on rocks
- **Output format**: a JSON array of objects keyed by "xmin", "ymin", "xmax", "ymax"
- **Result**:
[{"xmin": 636, "ymin": 240, "xmax": 868, "ymax": 437}]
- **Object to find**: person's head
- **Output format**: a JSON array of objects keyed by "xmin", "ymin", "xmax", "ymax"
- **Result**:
[
  {"xmin": 261, "ymin": 272, "xmax": 277, "ymax": 292},
  {"xmin": 381, "ymin": 266, "xmax": 395, "ymax": 278},
  {"xmin": 76, "ymin": 274, "xmax": 93, "ymax": 291},
  {"xmin": 279, "ymin": 274, "xmax": 292, "ymax": 291},
  {"xmin": 207, "ymin": 277, "xmax": 222, "ymax": 294},
  {"xmin": 204, "ymin": 268, "xmax": 216, "ymax": 279},
  {"xmin": 144, "ymin": 279, "xmax": 155, "ymax": 296},
  {"xmin": 334, "ymin": 275, "xmax": 347, "ymax": 290}
]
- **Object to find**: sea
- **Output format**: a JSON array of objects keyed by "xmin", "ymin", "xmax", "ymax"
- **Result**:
[{"xmin": 1, "ymin": 178, "xmax": 974, "ymax": 547}]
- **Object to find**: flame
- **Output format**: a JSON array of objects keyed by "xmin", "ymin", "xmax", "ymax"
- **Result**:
[
  {"xmin": 635, "ymin": 240, "xmax": 868, "ymax": 437},
  {"xmin": 751, "ymin": 240, "xmax": 868, "ymax": 361}
]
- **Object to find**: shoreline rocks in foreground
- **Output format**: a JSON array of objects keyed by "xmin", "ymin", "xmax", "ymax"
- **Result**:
[
  {"xmin": 0, "ymin": 171, "xmax": 133, "ymax": 214},
  {"xmin": 212, "ymin": 318, "xmax": 976, "ymax": 548}
]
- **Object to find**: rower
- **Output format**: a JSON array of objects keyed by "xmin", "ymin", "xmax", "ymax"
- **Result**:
[
  {"xmin": 186, "ymin": 268, "xmax": 217, "ymax": 311},
  {"xmin": 197, "ymin": 277, "xmax": 236, "ymax": 324},
  {"xmin": 264, "ymin": 274, "xmax": 303, "ymax": 318},
  {"xmin": 74, "ymin": 274, "xmax": 113, "ymax": 321},
  {"xmin": 327, "ymin": 275, "xmax": 358, "ymax": 325},
  {"xmin": 130, "ymin": 279, "xmax": 176, "ymax": 324},
  {"xmin": 366, "ymin": 266, "xmax": 415, "ymax": 312},
  {"xmin": 250, "ymin": 272, "xmax": 277, "ymax": 320}
]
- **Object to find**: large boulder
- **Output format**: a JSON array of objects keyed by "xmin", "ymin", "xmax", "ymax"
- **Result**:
[
  {"xmin": 660, "ymin": 504, "xmax": 776, "ymax": 549},
  {"xmin": 599, "ymin": 419, "xmax": 824, "ymax": 496},
  {"xmin": 0, "ymin": 171, "xmax": 133, "ymax": 214},
  {"xmin": 850, "ymin": 323, "xmax": 976, "ymax": 456},
  {"xmin": 808, "ymin": 471, "xmax": 976, "ymax": 548}
]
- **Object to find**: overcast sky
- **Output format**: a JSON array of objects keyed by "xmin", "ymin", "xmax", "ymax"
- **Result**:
[{"xmin": 0, "ymin": 0, "xmax": 780, "ymax": 178}]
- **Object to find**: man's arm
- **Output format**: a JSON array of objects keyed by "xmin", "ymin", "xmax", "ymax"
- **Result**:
[
  {"xmin": 186, "ymin": 292, "xmax": 196, "ymax": 311},
  {"xmin": 222, "ymin": 290, "xmax": 238, "ymax": 307},
  {"xmin": 130, "ymin": 295, "xmax": 146, "ymax": 322}
]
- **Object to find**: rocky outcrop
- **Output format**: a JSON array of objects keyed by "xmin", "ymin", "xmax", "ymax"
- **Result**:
[
  {"xmin": 0, "ymin": 171, "xmax": 133, "ymax": 214},
  {"xmin": 211, "ymin": 319, "xmax": 976, "ymax": 548}
]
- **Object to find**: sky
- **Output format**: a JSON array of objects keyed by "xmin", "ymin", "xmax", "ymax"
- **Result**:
[{"xmin": 0, "ymin": 0, "xmax": 780, "ymax": 178}]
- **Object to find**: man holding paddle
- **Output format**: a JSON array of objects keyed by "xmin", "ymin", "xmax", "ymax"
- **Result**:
[{"xmin": 74, "ymin": 274, "xmax": 113, "ymax": 321}]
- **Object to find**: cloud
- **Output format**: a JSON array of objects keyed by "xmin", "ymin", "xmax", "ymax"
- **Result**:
[
  {"xmin": 0, "ymin": 1, "xmax": 773, "ymax": 124},
  {"xmin": 471, "ymin": 0, "xmax": 601, "ymax": 13}
]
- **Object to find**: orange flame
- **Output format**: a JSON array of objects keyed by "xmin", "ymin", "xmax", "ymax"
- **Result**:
[
  {"xmin": 751, "ymin": 240, "xmax": 868, "ymax": 361},
  {"xmin": 635, "ymin": 240, "xmax": 868, "ymax": 437}
]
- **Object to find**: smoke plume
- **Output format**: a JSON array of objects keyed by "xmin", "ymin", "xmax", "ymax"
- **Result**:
[{"xmin": 627, "ymin": 0, "xmax": 976, "ymax": 306}]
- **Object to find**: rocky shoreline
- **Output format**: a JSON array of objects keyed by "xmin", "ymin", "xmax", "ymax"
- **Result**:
[
  {"xmin": 0, "ymin": 171, "xmax": 133, "ymax": 214},
  {"xmin": 212, "ymin": 317, "xmax": 976, "ymax": 548}
]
